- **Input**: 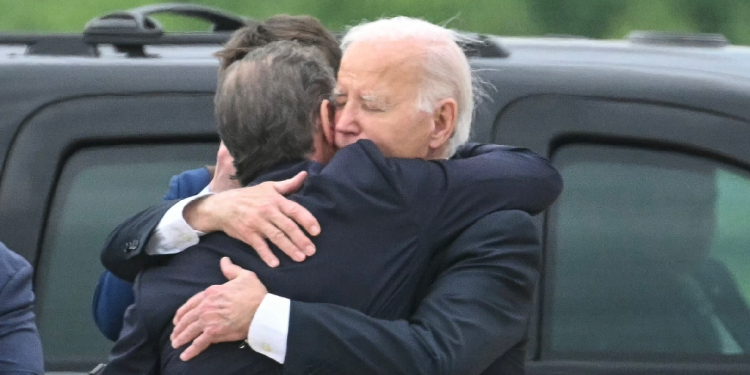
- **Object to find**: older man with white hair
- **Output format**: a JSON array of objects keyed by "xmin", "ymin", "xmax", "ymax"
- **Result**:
[
  {"xmin": 101, "ymin": 17, "xmax": 560, "ymax": 375},
  {"xmin": 332, "ymin": 17, "xmax": 474, "ymax": 160}
]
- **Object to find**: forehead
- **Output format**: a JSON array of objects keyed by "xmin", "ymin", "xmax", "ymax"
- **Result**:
[{"xmin": 337, "ymin": 40, "xmax": 425, "ymax": 94}]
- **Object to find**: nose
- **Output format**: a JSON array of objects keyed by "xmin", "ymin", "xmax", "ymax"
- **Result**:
[{"xmin": 334, "ymin": 103, "xmax": 360, "ymax": 137}]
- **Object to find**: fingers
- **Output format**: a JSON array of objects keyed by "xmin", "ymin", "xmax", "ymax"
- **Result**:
[
  {"xmin": 171, "ymin": 309, "xmax": 202, "ymax": 348},
  {"xmin": 258, "ymin": 220, "xmax": 306, "ymax": 262},
  {"xmin": 274, "ymin": 171, "xmax": 307, "ymax": 195},
  {"xmin": 243, "ymin": 233, "xmax": 280, "ymax": 267},
  {"xmin": 280, "ymin": 199, "xmax": 320, "ymax": 236},
  {"xmin": 220, "ymin": 257, "xmax": 246, "ymax": 280},
  {"xmin": 179, "ymin": 332, "xmax": 213, "ymax": 361},
  {"xmin": 268, "ymin": 208, "xmax": 316, "ymax": 256},
  {"xmin": 174, "ymin": 291, "xmax": 203, "ymax": 326}
]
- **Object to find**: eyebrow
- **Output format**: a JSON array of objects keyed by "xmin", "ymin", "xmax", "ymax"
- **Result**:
[
  {"xmin": 361, "ymin": 94, "xmax": 379, "ymax": 102},
  {"xmin": 332, "ymin": 89, "xmax": 390, "ymax": 107},
  {"xmin": 360, "ymin": 91, "xmax": 389, "ymax": 103}
]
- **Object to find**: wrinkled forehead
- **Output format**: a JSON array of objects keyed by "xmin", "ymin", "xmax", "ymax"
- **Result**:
[{"xmin": 337, "ymin": 40, "xmax": 425, "ymax": 96}]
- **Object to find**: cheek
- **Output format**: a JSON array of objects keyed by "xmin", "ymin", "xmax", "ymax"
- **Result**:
[
  {"xmin": 362, "ymin": 118, "xmax": 397, "ymax": 142},
  {"xmin": 334, "ymin": 109, "xmax": 343, "ymax": 124}
]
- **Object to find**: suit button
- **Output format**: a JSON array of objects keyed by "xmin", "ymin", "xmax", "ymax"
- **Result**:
[{"xmin": 124, "ymin": 239, "xmax": 140, "ymax": 253}]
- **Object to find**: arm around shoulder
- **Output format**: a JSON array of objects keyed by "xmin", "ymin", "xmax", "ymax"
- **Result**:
[{"xmin": 100, "ymin": 200, "xmax": 179, "ymax": 282}]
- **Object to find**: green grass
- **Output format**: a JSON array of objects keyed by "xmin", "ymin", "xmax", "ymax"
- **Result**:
[{"xmin": 2, "ymin": 0, "xmax": 749, "ymax": 45}]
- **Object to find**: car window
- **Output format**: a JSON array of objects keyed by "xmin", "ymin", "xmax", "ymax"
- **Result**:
[
  {"xmin": 547, "ymin": 144, "xmax": 750, "ymax": 359},
  {"xmin": 35, "ymin": 143, "xmax": 216, "ymax": 369}
]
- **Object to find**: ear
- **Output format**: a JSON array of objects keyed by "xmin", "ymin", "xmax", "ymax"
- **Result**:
[
  {"xmin": 428, "ymin": 98, "xmax": 458, "ymax": 151},
  {"xmin": 310, "ymin": 99, "xmax": 337, "ymax": 164},
  {"xmin": 319, "ymin": 99, "xmax": 335, "ymax": 145}
]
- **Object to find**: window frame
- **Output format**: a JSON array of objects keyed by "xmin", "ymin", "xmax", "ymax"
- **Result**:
[
  {"xmin": 35, "ymin": 143, "xmax": 218, "ymax": 369},
  {"xmin": 0, "ymin": 93, "xmax": 218, "ymax": 371},
  {"xmin": 542, "ymin": 140, "xmax": 750, "ymax": 363},
  {"xmin": 492, "ymin": 94, "xmax": 750, "ymax": 374}
]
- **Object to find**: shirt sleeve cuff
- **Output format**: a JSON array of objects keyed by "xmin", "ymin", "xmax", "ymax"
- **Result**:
[
  {"xmin": 248, "ymin": 293, "xmax": 290, "ymax": 364},
  {"xmin": 144, "ymin": 192, "xmax": 212, "ymax": 256}
]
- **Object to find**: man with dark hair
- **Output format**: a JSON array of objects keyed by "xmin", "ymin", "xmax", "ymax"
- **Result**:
[
  {"xmin": 92, "ymin": 15, "xmax": 342, "ymax": 340},
  {"xmin": 215, "ymin": 43, "xmax": 335, "ymax": 185},
  {"xmin": 102, "ymin": 40, "xmax": 561, "ymax": 375},
  {"xmin": 216, "ymin": 15, "xmax": 341, "ymax": 74}
]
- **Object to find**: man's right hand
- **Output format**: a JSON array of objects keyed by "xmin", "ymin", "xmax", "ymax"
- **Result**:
[{"xmin": 184, "ymin": 171, "xmax": 320, "ymax": 267}]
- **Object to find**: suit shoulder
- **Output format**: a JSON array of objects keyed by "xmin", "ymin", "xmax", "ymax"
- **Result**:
[
  {"xmin": 448, "ymin": 210, "xmax": 541, "ymax": 263},
  {"xmin": 0, "ymin": 243, "xmax": 32, "ymax": 289},
  {"xmin": 470, "ymin": 210, "xmax": 537, "ymax": 236}
]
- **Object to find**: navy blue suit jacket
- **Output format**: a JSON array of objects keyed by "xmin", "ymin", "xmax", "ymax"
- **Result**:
[
  {"xmin": 0, "ymin": 242, "xmax": 44, "ymax": 375},
  {"xmin": 93, "ymin": 167, "xmax": 211, "ymax": 341},
  {"xmin": 103, "ymin": 141, "xmax": 561, "ymax": 375}
]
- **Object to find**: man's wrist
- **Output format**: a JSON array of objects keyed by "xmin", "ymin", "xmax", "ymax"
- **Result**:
[
  {"xmin": 183, "ymin": 195, "xmax": 218, "ymax": 233},
  {"xmin": 247, "ymin": 293, "xmax": 290, "ymax": 364}
]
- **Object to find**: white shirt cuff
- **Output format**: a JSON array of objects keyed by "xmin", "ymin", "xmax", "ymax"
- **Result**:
[
  {"xmin": 144, "ymin": 192, "xmax": 213, "ymax": 256},
  {"xmin": 248, "ymin": 293, "xmax": 290, "ymax": 364}
]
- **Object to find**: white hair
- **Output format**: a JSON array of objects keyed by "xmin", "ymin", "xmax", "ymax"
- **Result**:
[{"xmin": 341, "ymin": 17, "xmax": 473, "ymax": 157}]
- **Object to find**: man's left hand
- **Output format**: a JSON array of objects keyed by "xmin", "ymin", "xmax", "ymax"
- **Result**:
[{"xmin": 170, "ymin": 257, "xmax": 268, "ymax": 361}]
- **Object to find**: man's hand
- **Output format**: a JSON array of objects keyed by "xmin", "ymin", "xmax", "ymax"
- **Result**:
[
  {"xmin": 185, "ymin": 171, "xmax": 320, "ymax": 267},
  {"xmin": 171, "ymin": 257, "xmax": 268, "ymax": 361}
]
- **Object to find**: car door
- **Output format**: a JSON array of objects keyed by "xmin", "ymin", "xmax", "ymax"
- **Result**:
[
  {"xmin": 495, "ymin": 95, "xmax": 750, "ymax": 375},
  {"xmin": 0, "ymin": 93, "xmax": 218, "ymax": 372}
]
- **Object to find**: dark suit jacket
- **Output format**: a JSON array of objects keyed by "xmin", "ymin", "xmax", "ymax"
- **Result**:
[
  {"xmin": 0, "ymin": 242, "xmax": 44, "ymax": 375},
  {"xmin": 93, "ymin": 167, "xmax": 212, "ymax": 341},
  {"xmin": 284, "ymin": 209, "xmax": 541, "ymax": 375},
  {"xmin": 102, "ymin": 141, "xmax": 562, "ymax": 374}
]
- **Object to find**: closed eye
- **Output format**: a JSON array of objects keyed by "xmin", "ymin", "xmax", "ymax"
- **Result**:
[
  {"xmin": 363, "ymin": 103, "xmax": 387, "ymax": 112},
  {"xmin": 333, "ymin": 97, "xmax": 347, "ymax": 108}
]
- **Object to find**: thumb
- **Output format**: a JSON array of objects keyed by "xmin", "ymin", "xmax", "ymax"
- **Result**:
[
  {"xmin": 274, "ymin": 171, "xmax": 307, "ymax": 195},
  {"xmin": 220, "ymin": 257, "xmax": 245, "ymax": 280}
]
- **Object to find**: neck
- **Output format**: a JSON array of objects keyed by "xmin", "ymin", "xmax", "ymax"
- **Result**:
[{"xmin": 425, "ymin": 146, "xmax": 448, "ymax": 160}]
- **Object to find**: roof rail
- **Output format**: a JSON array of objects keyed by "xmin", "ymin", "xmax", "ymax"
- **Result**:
[
  {"xmin": 83, "ymin": 3, "xmax": 248, "ymax": 57},
  {"xmin": 0, "ymin": 35, "xmax": 99, "ymax": 57},
  {"xmin": 628, "ymin": 31, "xmax": 729, "ymax": 48},
  {"xmin": 0, "ymin": 4, "xmax": 245, "ymax": 58},
  {"xmin": 2, "ymin": 4, "xmax": 508, "ymax": 59},
  {"xmin": 459, "ymin": 34, "xmax": 510, "ymax": 58}
]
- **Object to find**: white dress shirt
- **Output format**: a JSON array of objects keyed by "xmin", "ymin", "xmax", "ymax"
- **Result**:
[{"xmin": 145, "ymin": 190, "xmax": 291, "ymax": 363}]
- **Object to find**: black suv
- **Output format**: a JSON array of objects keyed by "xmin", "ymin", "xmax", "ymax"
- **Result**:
[{"xmin": 1, "ymin": 4, "xmax": 750, "ymax": 375}]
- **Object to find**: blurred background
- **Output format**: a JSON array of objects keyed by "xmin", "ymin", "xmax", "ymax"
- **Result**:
[{"xmin": 1, "ymin": 0, "xmax": 749, "ymax": 45}]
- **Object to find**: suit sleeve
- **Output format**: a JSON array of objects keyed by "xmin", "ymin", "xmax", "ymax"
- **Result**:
[
  {"xmin": 398, "ymin": 143, "xmax": 562, "ymax": 228},
  {"xmin": 323, "ymin": 141, "xmax": 561, "ymax": 241},
  {"xmin": 0, "ymin": 250, "xmax": 44, "ymax": 375},
  {"xmin": 283, "ymin": 210, "xmax": 541, "ymax": 375},
  {"xmin": 100, "ymin": 200, "xmax": 178, "ymax": 282},
  {"xmin": 94, "ymin": 168, "xmax": 211, "ymax": 340}
]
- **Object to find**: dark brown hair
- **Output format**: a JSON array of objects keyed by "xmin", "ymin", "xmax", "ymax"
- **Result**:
[
  {"xmin": 215, "ymin": 15, "xmax": 341, "ymax": 74},
  {"xmin": 215, "ymin": 41, "xmax": 336, "ymax": 185}
]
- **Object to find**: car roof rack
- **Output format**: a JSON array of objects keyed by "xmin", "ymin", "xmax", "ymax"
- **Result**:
[
  {"xmin": 0, "ymin": 3, "xmax": 509, "ymax": 59},
  {"xmin": 83, "ymin": 3, "xmax": 247, "ymax": 57},
  {"xmin": 459, "ymin": 34, "xmax": 510, "ymax": 58},
  {"xmin": 0, "ymin": 3, "xmax": 246, "ymax": 57},
  {"xmin": 628, "ymin": 31, "xmax": 729, "ymax": 48}
]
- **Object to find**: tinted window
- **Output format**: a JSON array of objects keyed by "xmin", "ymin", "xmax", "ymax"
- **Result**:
[
  {"xmin": 547, "ymin": 145, "xmax": 750, "ymax": 359},
  {"xmin": 36, "ymin": 144, "xmax": 216, "ymax": 368}
]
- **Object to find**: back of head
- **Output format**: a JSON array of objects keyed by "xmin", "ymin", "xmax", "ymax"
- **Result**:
[
  {"xmin": 216, "ymin": 15, "xmax": 341, "ymax": 74},
  {"xmin": 215, "ymin": 41, "xmax": 336, "ymax": 186},
  {"xmin": 341, "ymin": 17, "xmax": 473, "ymax": 157}
]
